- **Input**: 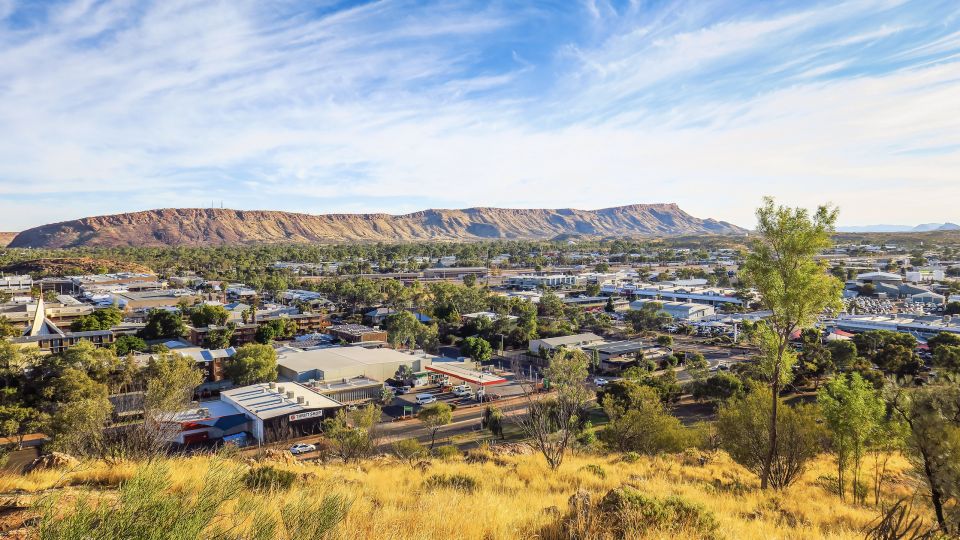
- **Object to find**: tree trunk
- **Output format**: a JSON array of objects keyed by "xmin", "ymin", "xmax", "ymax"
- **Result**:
[
  {"xmin": 919, "ymin": 445, "xmax": 947, "ymax": 531},
  {"xmin": 762, "ymin": 340, "xmax": 788, "ymax": 489}
]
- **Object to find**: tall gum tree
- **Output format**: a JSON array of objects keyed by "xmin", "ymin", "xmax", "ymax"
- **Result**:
[{"xmin": 741, "ymin": 197, "xmax": 843, "ymax": 489}]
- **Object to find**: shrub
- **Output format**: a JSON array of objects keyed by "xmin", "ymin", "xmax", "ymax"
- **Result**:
[
  {"xmin": 716, "ymin": 387, "xmax": 824, "ymax": 489},
  {"xmin": 245, "ymin": 465, "xmax": 297, "ymax": 491},
  {"xmin": 423, "ymin": 473, "xmax": 478, "ymax": 493},
  {"xmin": 600, "ymin": 487, "xmax": 719, "ymax": 539},
  {"xmin": 621, "ymin": 452, "xmax": 642, "ymax": 463},
  {"xmin": 432, "ymin": 445, "xmax": 461, "ymax": 461},
  {"xmin": 579, "ymin": 464, "xmax": 606, "ymax": 479},
  {"xmin": 392, "ymin": 438, "xmax": 427, "ymax": 466}
]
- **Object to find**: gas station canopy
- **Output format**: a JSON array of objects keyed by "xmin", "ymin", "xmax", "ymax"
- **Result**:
[{"xmin": 426, "ymin": 364, "xmax": 507, "ymax": 386}]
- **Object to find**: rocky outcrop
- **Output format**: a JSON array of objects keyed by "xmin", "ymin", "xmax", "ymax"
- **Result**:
[
  {"xmin": 9, "ymin": 204, "xmax": 746, "ymax": 248},
  {"xmin": 0, "ymin": 233, "xmax": 15, "ymax": 248}
]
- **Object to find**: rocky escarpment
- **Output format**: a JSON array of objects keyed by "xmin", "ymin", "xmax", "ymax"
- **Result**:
[{"xmin": 9, "ymin": 204, "xmax": 746, "ymax": 248}]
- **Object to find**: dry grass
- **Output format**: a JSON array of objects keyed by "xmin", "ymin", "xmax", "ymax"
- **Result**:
[{"xmin": 0, "ymin": 450, "xmax": 923, "ymax": 539}]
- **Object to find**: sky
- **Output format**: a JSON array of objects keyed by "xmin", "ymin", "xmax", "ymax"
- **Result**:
[{"xmin": 0, "ymin": 0, "xmax": 959, "ymax": 231}]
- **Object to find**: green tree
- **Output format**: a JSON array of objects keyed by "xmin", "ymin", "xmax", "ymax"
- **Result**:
[
  {"xmin": 224, "ymin": 344, "xmax": 277, "ymax": 386},
  {"xmin": 418, "ymin": 402, "xmax": 453, "ymax": 450},
  {"xmin": 691, "ymin": 372, "xmax": 743, "ymax": 404},
  {"xmin": 384, "ymin": 310, "xmax": 420, "ymax": 350},
  {"xmin": 188, "ymin": 304, "xmax": 229, "ymax": 328},
  {"xmin": 0, "ymin": 316, "xmax": 20, "ymax": 338},
  {"xmin": 483, "ymin": 406, "xmax": 504, "ymax": 439},
  {"xmin": 460, "ymin": 336, "xmax": 492, "ymax": 366},
  {"xmin": 112, "ymin": 335, "xmax": 147, "ymax": 356},
  {"xmin": 826, "ymin": 340, "xmax": 857, "ymax": 371},
  {"xmin": 717, "ymin": 385, "xmax": 823, "ymax": 490},
  {"xmin": 322, "ymin": 405, "xmax": 381, "ymax": 462},
  {"xmin": 928, "ymin": 332, "xmax": 960, "ymax": 353},
  {"xmin": 683, "ymin": 352, "xmax": 709, "ymax": 382},
  {"xmin": 818, "ymin": 373, "xmax": 885, "ymax": 503},
  {"xmin": 0, "ymin": 405, "xmax": 46, "ymax": 449},
  {"xmin": 625, "ymin": 302, "xmax": 672, "ymax": 333},
  {"xmin": 600, "ymin": 383, "xmax": 695, "ymax": 454},
  {"xmin": 655, "ymin": 334, "xmax": 674, "ymax": 347},
  {"xmin": 932, "ymin": 345, "xmax": 960, "ymax": 373},
  {"xmin": 48, "ymin": 368, "xmax": 111, "ymax": 457},
  {"xmin": 739, "ymin": 197, "xmax": 842, "ymax": 489},
  {"xmin": 139, "ymin": 309, "xmax": 186, "ymax": 340},
  {"xmin": 515, "ymin": 348, "xmax": 591, "ymax": 470},
  {"xmin": 890, "ymin": 382, "xmax": 960, "ymax": 534},
  {"xmin": 70, "ymin": 307, "xmax": 123, "ymax": 332}
]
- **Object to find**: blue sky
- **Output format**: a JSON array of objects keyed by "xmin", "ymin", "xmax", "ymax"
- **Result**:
[{"xmin": 0, "ymin": 0, "xmax": 959, "ymax": 230}]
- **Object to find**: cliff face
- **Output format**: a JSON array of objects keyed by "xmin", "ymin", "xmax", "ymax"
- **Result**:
[
  {"xmin": 9, "ymin": 204, "xmax": 746, "ymax": 248},
  {"xmin": 0, "ymin": 233, "xmax": 16, "ymax": 248}
]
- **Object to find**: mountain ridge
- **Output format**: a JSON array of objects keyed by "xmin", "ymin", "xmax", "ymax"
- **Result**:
[{"xmin": 8, "ymin": 204, "xmax": 746, "ymax": 248}]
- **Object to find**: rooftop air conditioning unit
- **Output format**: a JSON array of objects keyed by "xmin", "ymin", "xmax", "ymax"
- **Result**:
[
  {"xmin": 277, "ymin": 386, "xmax": 285, "ymax": 393},
  {"xmin": 268, "ymin": 381, "xmax": 276, "ymax": 389},
  {"xmin": 286, "ymin": 391, "xmax": 294, "ymax": 399},
  {"xmin": 297, "ymin": 396, "xmax": 305, "ymax": 404}
]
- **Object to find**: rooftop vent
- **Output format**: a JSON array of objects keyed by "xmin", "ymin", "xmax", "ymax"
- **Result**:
[
  {"xmin": 268, "ymin": 382, "xmax": 276, "ymax": 389},
  {"xmin": 277, "ymin": 385, "xmax": 285, "ymax": 393}
]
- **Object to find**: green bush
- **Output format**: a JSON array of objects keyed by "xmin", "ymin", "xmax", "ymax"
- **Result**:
[
  {"xmin": 579, "ymin": 464, "xmax": 606, "ymax": 479},
  {"xmin": 245, "ymin": 465, "xmax": 297, "ymax": 491},
  {"xmin": 621, "ymin": 451, "xmax": 642, "ymax": 463},
  {"xmin": 600, "ymin": 487, "xmax": 719, "ymax": 539},
  {"xmin": 432, "ymin": 445, "xmax": 461, "ymax": 460},
  {"xmin": 423, "ymin": 473, "xmax": 478, "ymax": 493}
]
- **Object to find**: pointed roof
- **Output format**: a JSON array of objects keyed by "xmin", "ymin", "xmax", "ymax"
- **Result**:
[{"xmin": 23, "ymin": 297, "xmax": 64, "ymax": 338}]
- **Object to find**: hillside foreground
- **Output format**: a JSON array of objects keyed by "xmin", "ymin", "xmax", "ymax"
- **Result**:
[{"xmin": 0, "ymin": 446, "xmax": 924, "ymax": 540}]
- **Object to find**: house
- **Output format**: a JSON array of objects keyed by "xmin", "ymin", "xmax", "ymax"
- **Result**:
[
  {"xmin": 528, "ymin": 332, "xmax": 605, "ymax": 356},
  {"xmin": 584, "ymin": 340, "xmax": 670, "ymax": 372}
]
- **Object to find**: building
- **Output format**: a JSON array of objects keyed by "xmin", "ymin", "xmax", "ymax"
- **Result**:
[
  {"xmin": 276, "ymin": 346, "xmax": 433, "ymax": 383},
  {"xmin": 303, "ymin": 376, "xmax": 384, "ymax": 404},
  {"xmin": 162, "ymin": 400, "xmax": 250, "ymax": 445},
  {"xmin": 834, "ymin": 314, "xmax": 960, "ymax": 337},
  {"xmin": 855, "ymin": 271, "xmax": 904, "ymax": 285},
  {"xmin": 112, "ymin": 289, "xmax": 199, "ymax": 310},
  {"xmin": 422, "ymin": 267, "xmax": 488, "ymax": 280},
  {"xmin": 0, "ymin": 300, "xmax": 94, "ymax": 327},
  {"xmin": 629, "ymin": 299, "xmax": 715, "ymax": 321},
  {"xmin": 327, "ymin": 324, "xmax": 387, "ymax": 344},
  {"xmin": 505, "ymin": 274, "xmax": 579, "ymax": 290},
  {"xmin": 528, "ymin": 332, "xmax": 605, "ymax": 356},
  {"xmin": 220, "ymin": 382, "xmax": 344, "ymax": 443},
  {"xmin": 9, "ymin": 298, "xmax": 114, "ymax": 354},
  {"xmin": 584, "ymin": 340, "xmax": 670, "ymax": 372},
  {"xmin": 0, "ymin": 275, "xmax": 32, "ymax": 293}
]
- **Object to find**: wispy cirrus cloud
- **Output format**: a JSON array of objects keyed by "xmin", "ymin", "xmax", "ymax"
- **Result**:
[{"xmin": 0, "ymin": 0, "xmax": 958, "ymax": 230}]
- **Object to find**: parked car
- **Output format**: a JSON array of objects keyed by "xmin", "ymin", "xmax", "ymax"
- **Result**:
[
  {"xmin": 593, "ymin": 377, "xmax": 609, "ymax": 387},
  {"xmin": 415, "ymin": 393, "xmax": 437, "ymax": 405},
  {"xmin": 392, "ymin": 385, "xmax": 412, "ymax": 395},
  {"xmin": 452, "ymin": 385, "xmax": 472, "ymax": 397},
  {"xmin": 289, "ymin": 443, "xmax": 316, "ymax": 455}
]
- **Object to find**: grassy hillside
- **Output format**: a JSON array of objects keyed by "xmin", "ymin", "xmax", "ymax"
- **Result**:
[{"xmin": 0, "ymin": 447, "xmax": 922, "ymax": 539}]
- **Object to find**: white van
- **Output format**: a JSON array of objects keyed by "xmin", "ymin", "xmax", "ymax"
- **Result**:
[{"xmin": 415, "ymin": 394, "xmax": 437, "ymax": 405}]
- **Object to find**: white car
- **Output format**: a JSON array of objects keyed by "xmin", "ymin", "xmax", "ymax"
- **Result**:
[
  {"xmin": 452, "ymin": 385, "xmax": 472, "ymax": 397},
  {"xmin": 289, "ymin": 443, "xmax": 316, "ymax": 455},
  {"xmin": 415, "ymin": 394, "xmax": 437, "ymax": 405},
  {"xmin": 593, "ymin": 377, "xmax": 609, "ymax": 387}
]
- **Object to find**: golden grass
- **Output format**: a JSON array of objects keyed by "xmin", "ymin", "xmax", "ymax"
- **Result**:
[{"xmin": 0, "ymin": 450, "xmax": 923, "ymax": 540}]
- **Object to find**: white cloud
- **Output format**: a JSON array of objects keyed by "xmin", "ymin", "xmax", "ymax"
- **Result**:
[{"xmin": 0, "ymin": 0, "xmax": 958, "ymax": 230}]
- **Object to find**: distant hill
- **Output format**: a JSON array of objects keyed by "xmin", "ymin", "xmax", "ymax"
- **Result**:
[
  {"xmin": 0, "ymin": 232, "xmax": 15, "ymax": 247},
  {"xmin": 838, "ymin": 222, "xmax": 960, "ymax": 233},
  {"xmin": 9, "ymin": 204, "xmax": 747, "ymax": 248},
  {"xmin": 0, "ymin": 258, "xmax": 153, "ymax": 276}
]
